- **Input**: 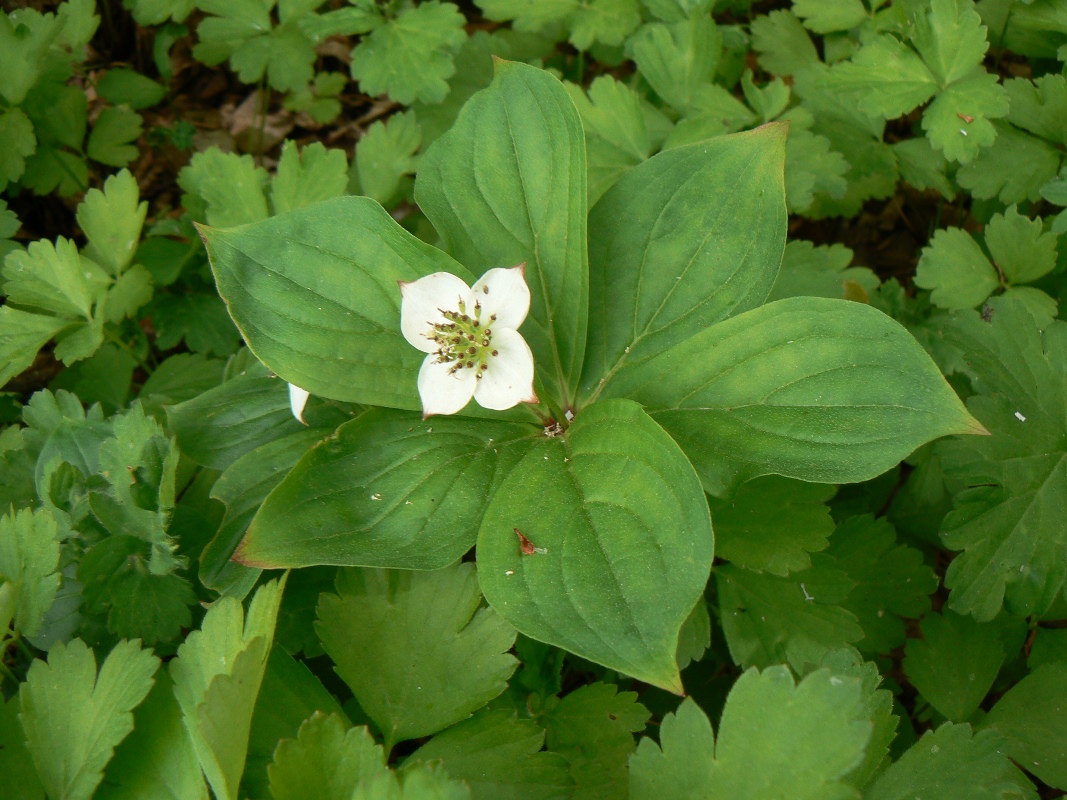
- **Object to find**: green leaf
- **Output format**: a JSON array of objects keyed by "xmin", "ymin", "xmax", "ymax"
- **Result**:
[
  {"xmin": 630, "ymin": 667, "xmax": 870, "ymax": 800},
  {"xmin": 89, "ymin": 403, "xmax": 181, "ymax": 574},
  {"xmin": 268, "ymin": 712, "xmax": 394, "ymax": 800},
  {"xmin": 316, "ymin": 563, "xmax": 517, "ymax": 750},
  {"xmin": 823, "ymin": 515, "xmax": 937, "ymax": 655},
  {"xmin": 1005, "ymin": 74, "xmax": 1067, "ymax": 146},
  {"xmin": 238, "ymin": 409, "xmax": 538, "ymax": 570},
  {"xmin": 202, "ymin": 195, "xmax": 473, "ymax": 410},
  {"xmin": 76, "ymin": 169, "xmax": 147, "ymax": 277},
  {"xmin": 20, "ymin": 638, "xmax": 160, "ymax": 800},
  {"xmin": 104, "ymin": 264, "xmax": 153, "ymax": 322},
  {"xmin": 96, "ymin": 672, "xmax": 209, "ymax": 800},
  {"xmin": 475, "ymin": 0, "xmax": 575, "ymax": 31},
  {"xmin": 3, "ymin": 237, "xmax": 103, "ymax": 321},
  {"xmin": 769, "ymin": 240, "xmax": 878, "ymax": 303},
  {"xmin": 956, "ymin": 121, "xmax": 1062, "ymax": 204},
  {"xmin": 865, "ymin": 723, "xmax": 1036, "ymax": 800},
  {"xmin": 784, "ymin": 124, "xmax": 849, "ymax": 213},
  {"xmin": 168, "ymin": 373, "xmax": 306, "ymax": 471},
  {"xmin": 565, "ymin": 76, "xmax": 656, "ymax": 206},
  {"xmin": 915, "ymin": 227, "xmax": 1000, "ymax": 310},
  {"xmin": 569, "ymin": 0, "xmax": 640, "ymax": 50},
  {"xmin": 580, "ymin": 126, "xmax": 787, "ymax": 402},
  {"xmin": 408, "ymin": 709, "xmax": 574, "ymax": 800},
  {"xmin": 937, "ymin": 298, "xmax": 1067, "ymax": 621},
  {"xmin": 87, "ymin": 107, "xmax": 143, "ymax": 168},
  {"xmin": 0, "ymin": 694, "xmax": 44, "ymax": 800},
  {"xmin": 351, "ymin": 110, "xmax": 422, "ymax": 208},
  {"xmin": 51, "ymin": 343, "xmax": 135, "ymax": 413},
  {"xmin": 179, "ymin": 148, "xmax": 269, "ymax": 228},
  {"xmin": 910, "ymin": 0, "xmax": 991, "ymax": 85},
  {"xmin": 0, "ymin": 306, "xmax": 67, "ymax": 386},
  {"xmin": 751, "ymin": 10, "xmax": 820, "ymax": 77},
  {"xmin": 0, "ymin": 507, "xmax": 61, "ymax": 638},
  {"xmin": 605, "ymin": 296, "xmax": 983, "ymax": 497},
  {"xmin": 349, "ymin": 1, "xmax": 467, "ymax": 104},
  {"xmin": 246, "ymin": 647, "xmax": 349, "ymax": 798},
  {"xmin": 794, "ymin": 0, "xmax": 868, "ymax": 33},
  {"xmin": 270, "ymin": 141, "xmax": 349, "ymax": 216},
  {"xmin": 148, "ymin": 293, "xmax": 241, "ymax": 356},
  {"xmin": 628, "ymin": 15, "xmax": 721, "ymax": 116},
  {"xmin": 78, "ymin": 535, "xmax": 194, "ymax": 645},
  {"xmin": 823, "ymin": 35, "xmax": 937, "ymax": 119},
  {"xmin": 170, "ymin": 576, "xmax": 287, "ymax": 800},
  {"xmin": 982, "ymin": 662, "xmax": 1067, "ymax": 790},
  {"xmin": 904, "ymin": 610, "xmax": 1004, "ymax": 722},
  {"xmin": 96, "ymin": 68, "xmax": 166, "ymax": 109},
  {"xmin": 985, "ymin": 205, "xmax": 1059, "ymax": 285},
  {"xmin": 543, "ymin": 683, "xmax": 650, "ymax": 799},
  {"xmin": 893, "ymin": 136, "xmax": 954, "ymax": 199},
  {"xmin": 416, "ymin": 60, "xmax": 588, "ymax": 409},
  {"xmin": 478, "ymin": 399, "xmax": 713, "ymax": 693},
  {"xmin": 710, "ymin": 476, "xmax": 835, "ymax": 576},
  {"xmin": 716, "ymin": 560, "xmax": 863, "ymax": 671},
  {"xmin": 921, "ymin": 70, "xmax": 1008, "ymax": 163},
  {"xmin": 0, "ymin": 108, "xmax": 37, "ymax": 189},
  {"xmin": 0, "ymin": 10, "xmax": 60, "ymax": 105}
]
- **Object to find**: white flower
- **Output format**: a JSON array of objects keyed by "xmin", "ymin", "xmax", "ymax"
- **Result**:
[
  {"xmin": 399, "ymin": 265, "xmax": 538, "ymax": 418},
  {"xmin": 288, "ymin": 383, "xmax": 310, "ymax": 424}
]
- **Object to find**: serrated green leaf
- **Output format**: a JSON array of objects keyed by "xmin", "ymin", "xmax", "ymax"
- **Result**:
[
  {"xmin": 0, "ymin": 506, "xmax": 61, "ymax": 638},
  {"xmin": 104, "ymin": 264, "xmax": 153, "ymax": 322},
  {"xmin": 915, "ymin": 227, "xmax": 1000, "ymax": 310},
  {"xmin": 921, "ymin": 70, "xmax": 1007, "ymax": 163},
  {"xmin": 4, "ymin": 237, "xmax": 103, "ymax": 321},
  {"xmin": 957, "ymin": 121, "xmax": 1062, "ymax": 204},
  {"xmin": 416, "ymin": 60, "xmax": 587, "ymax": 409},
  {"xmin": 76, "ymin": 169, "xmax": 147, "ymax": 277},
  {"xmin": 178, "ymin": 148, "xmax": 269, "ymax": 228},
  {"xmin": 769, "ymin": 240, "xmax": 878, "ymax": 302},
  {"xmin": 543, "ymin": 683, "xmax": 649, "ymax": 799},
  {"xmin": 751, "ymin": 10, "xmax": 820, "ymax": 76},
  {"xmin": 352, "ymin": 110, "xmax": 422, "ymax": 207},
  {"xmin": 21, "ymin": 638, "xmax": 160, "ymax": 800},
  {"xmin": 893, "ymin": 136, "xmax": 954, "ymax": 198},
  {"xmin": 78, "ymin": 535, "xmax": 194, "ymax": 644},
  {"xmin": 1005, "ymin": 74, "xmax": 1067, "ymax": 146},
  {"xmin": 170, "ymin": 576, "xmax": 287, "ymax": 800},
  {"xmin": 238, "ymin": 409, "xmax": 537, "ymax": 570},
  {"xmin": 794, "ymin": 0, "xmax": 868, "ymax": 33},
  {"xmin": 866, "ymin": 723, "xmax": 1036, "ymax": 800},
  {"xmin": 628, "ymin": 15, "xmax": 721, "ymax": 115},
  {"xmin": 89, "ymin": 403, "xmax": 181, "ymax": 574},
  {"xmin": 149, "ymin": 292, "xmax": 241, "ymax": 356},
  {"xmin": 0, "ymin": 108, "xmax": 37, "ymax": 189},
  {"xmin": 201, "ymin": 195, "xmax": 472, "ymax": 409},
  {"xmin": 580, "ymin": 126, "xmax": 787, "ymax": 402},
  {"xmin": 604, "ymin": 297, "xmax": 983, "ymax": 497},
  {"xmin": 716, "ymin": 559, "xmax": 863, "ymax": 671},
  {"xmin": 904, "ymin": 610, "xmax": 1004, "ymax": 722},
  {"xmin": 0, "ymin": 306, "xmax": 69, "ymax": 386},
  {"xmin": 710, "ymin": 476, "xmax": 835, "ymax": 576},
  {"xmin": 938, "ymin": 298, "xmax": 1067, "ymax": 621},
  {"xmin": 96, "ymin": 672, "xmax": 208, "ymax": 800},
  {"xmin": 630, "ymin": 667, "xmax": 871, "ymax": 800},
  {"xmin": 910, "ymin": 0, "xmax": 991, "ymax": 85},
  {"xmin": 478, "ymin": 400, "xmax": 713, "ymax": 693},
  {"xmin": 823, "ymin": 35, "xmax": 937, "ymax": 119},
  {"xmin": 349, "ymin": 1, "xmax": 467, "ymax": 104},
  {"xmin": 408, "ymin": 708, "xmax": 574, "ymax": 800},
  {"xmin": 1028, "ymin": 628, "xmax": 1067, "ymax": 670},
  {"xmin": 268, "ymin": 712, "xmax": 395, "ymax": 800},
  {"xmin": 985, "ymin": 205, "xmax": 1058, "ymax": 285},
  {"xmin": 566, "ymin": 76, "xmax": 654, "ymax": 205},
  {"xmin": 125, "ymin": 0, "xmax": 196, "ymax": 26},
  {"xmin": 475, "ymin": 0, "xmax": 575, "ymax": 31},
  {"xmin": 569, "ymin": 0, "xmax": 640, "ymax": 50},
  {"xmin": 245, "ymin": 647, "xmax": 349, "ymax": 798},
  {"xmin": 785, "ymin": 124, "xmax": 849, "ymax": 212},
  {"xmin": 824, "ymin": 515, "xmax": 936, "ymax": 655},
  {"xmin": 271, "ymin": 140, "xmax": 349, "ymax": 216},
  {"xmin": 316, "ymin": 563, "xmax": 517, "ymax": 750},
  {"xmin": 0, "ymin": 10, "xmax": 60, "ymax": 105},
  {"xmin": 87, "ymin": 107, "xmax": 143, "ymax": 168},
  {"xmin": 981, "ymin": 662, "xmax": 1067, "ymax": 790}
]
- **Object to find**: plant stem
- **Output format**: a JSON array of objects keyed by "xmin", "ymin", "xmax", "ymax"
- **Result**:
[{"xmin": 104, "ymin": 326, "xmax": 154, "ymax": 374}]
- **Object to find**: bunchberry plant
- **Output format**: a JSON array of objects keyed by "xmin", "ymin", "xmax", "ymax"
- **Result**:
[{"xmin": 203, "ymin": 61, "xmax": 979, "ymax": 692}]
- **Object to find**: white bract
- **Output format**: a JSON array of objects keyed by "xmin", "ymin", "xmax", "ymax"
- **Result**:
[
  {"xmin": 288, "ymin": 383, "xmax": 310, "ymax": 424},
  {"xmin": 400, "ymin": 265, "xmax": 538, "ymax": 417}
]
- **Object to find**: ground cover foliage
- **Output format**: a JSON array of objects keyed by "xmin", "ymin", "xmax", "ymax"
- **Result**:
[{"xmin": 1, "ymin": 0, "xmax": 1067, "ymax": 797}]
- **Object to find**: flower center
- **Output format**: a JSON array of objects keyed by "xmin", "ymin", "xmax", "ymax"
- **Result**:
[{"xmin": 425, "ymin": 298, "xmax": 499, "ymax": 379}]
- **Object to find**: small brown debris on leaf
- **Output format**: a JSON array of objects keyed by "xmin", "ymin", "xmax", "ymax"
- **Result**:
[
  {"xmin": 957, "ymin": 112, "xmax": 975, "ymax": 123},
  {"xmin": 515, "ymin": 528, "xmax": 538, "ymax": 555}
]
